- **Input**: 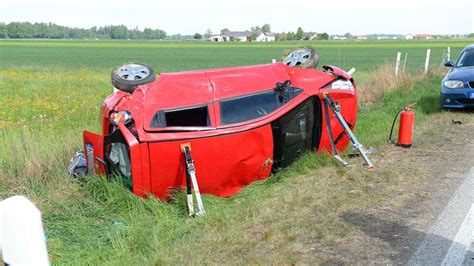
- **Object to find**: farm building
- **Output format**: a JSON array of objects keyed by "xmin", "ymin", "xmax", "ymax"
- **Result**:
[
  {"xmin": 208, "ymin": 35, "xmax": 229, "ymax": 42},
  {"xmin": 331, "ymin": 35, "xmax": 347, "ymax": 40},
  {"xmin": 355, "ymin": 35, "xmax": 368, "ymax": 40},
  {"xmin": 208, "ymin": 31, "xmax": 275, "ymax": 42},
  {"xmin": 415, "ymin": 34, "xmax": 433, "ymax": 40},
  {"xmin": 305, "ymin": 32, "xmax": 318, "ymax": 40},
  {"xmin": 255, "ymin": 32, "xmax": 275, "ymax": 42},
  {"xmin": 228, "ymin": 31, "xmax": 253, "ymax": 42},
  {"xmin": 405, "ymin": 34, "xmax": 415, "ymax": 40}
]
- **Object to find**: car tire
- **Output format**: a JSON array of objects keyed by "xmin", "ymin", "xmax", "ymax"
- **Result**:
[
  {"xmin": 282, "ymin": 47, "xmax": 319, "ymax": 69},
  {"xmin": 111, "ymin": 63, "xmax": 156, "ymax": 93}
]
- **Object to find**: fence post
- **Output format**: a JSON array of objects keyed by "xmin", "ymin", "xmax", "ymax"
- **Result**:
[
  {"xmin": 424, "ymin": 49, "xmax": 431, "ymax": 74},
  {"xmin": 271, "ymin": 59, "xmax": 276, "ymax": 63},
  {"xmin": 395, "ymin": 52, "xmax": 401, "ymax": 76},
  {"xmin": 403, "ymin": 52, "xmax": 408, "ymax": 72},
  {"xmin": 447, "ymin": 47, "xmax": 451, "ymax": 61}
]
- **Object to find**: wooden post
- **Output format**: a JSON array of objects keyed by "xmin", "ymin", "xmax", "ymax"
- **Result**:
[
  {"xmin": 403, "ymin": 52, "xmax": 408, "ymax": 72},
  {"xmin": 424, "ymin": 49, "xmax": 431, "ymax": 74},
  {"xmin": 447, "ymin": 47, "xmax": 451, "ymax": 61},
  {"xmin": 395, "ymin": 52, "xmax": 401, "ymax": 76}
]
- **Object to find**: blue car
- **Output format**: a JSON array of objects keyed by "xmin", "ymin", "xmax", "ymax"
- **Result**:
[{"xmin": 441, "ymin": 44, "xmax": 474, "ymax": 109}]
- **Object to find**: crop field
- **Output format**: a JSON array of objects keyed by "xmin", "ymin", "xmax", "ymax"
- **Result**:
[
  {"xmin": 0, "ymin": 38, "xmax": 472, "ymax": 264},
  {"xmin": 1, "ymin": 39, "xmax": 471, "ymax": 72}
]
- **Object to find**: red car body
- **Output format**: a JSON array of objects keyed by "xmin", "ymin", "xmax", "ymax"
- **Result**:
[{"xmin": 83, "ymin": 63, "xmax": 357, "ymax": 200}]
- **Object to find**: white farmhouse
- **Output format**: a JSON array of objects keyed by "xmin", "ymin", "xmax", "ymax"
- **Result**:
[
  {"xmin": 304, "ymin": 32, "xmax": 318, "ymax": 40},
  {"xmin": 228, "ymin": 31, "xmax": 253, "ymax": 42},
  {"xmin": 208, "ymin": 35, "xmax": 229, "ymax": 42},
  {"xmin": 332, "ymin": 35, "xmax": 347, "ymax": 40},
  {"xmin": 405, "ymin": 34, "xmax": 415, "ymax": 40},
  {"xmin": 255, "ymin": 32, "xmax": 275, "ymax": 42}
]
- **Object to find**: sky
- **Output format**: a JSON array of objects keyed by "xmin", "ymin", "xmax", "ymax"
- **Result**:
[{"xmin": 1, "ymin": 0, "xmax": 473, "ymax": 35}]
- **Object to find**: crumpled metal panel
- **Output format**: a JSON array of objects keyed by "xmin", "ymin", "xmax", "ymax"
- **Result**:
[{"xmin": 147, "ymin": 125, "xmax": 274, "ymax": 199}]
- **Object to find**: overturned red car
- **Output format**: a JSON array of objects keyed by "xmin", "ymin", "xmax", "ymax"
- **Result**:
[{"xmin": 81, "ymin": 50, "xmax": 359, "ymax": 202}]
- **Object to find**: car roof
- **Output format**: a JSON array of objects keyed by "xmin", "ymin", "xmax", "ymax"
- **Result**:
[
  {"xmin": 463, "ymin": 44, "xmax": 474, "ymax": 51},
  {"xmin": 141, "ymin": 63, "xmax": 292, "ymax": 110}
]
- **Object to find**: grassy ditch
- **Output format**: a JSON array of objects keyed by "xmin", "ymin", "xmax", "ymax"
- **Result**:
[{"xmin": 6, "ymin": 74, "xmax": 441, "ymax": 264}]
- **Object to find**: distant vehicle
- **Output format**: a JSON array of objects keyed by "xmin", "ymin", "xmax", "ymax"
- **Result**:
[
  {"xmin": 441, "ymin": 44, "xmax": 474, "ymax": 109},
  {"xmin": 78, "ymin": 48, "xmax": 359, "ymax": 201}
]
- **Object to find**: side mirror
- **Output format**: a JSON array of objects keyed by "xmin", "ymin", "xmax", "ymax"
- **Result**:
[{"xmin": 444, "ymin": 60, "xmax": 454, "ymax": 67}]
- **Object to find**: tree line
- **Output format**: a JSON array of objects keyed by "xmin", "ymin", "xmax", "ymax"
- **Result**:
[
  {"xmin": 0, "ymin": 22, "xmax": 166, "ymax": 40},
  {"xmin": 194, "ymin": 24, "xmax": 330, "ymax": 41}
]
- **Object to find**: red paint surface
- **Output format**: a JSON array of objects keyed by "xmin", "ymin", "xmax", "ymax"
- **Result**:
[
  {"xmin": 398, "ymin": 109, "xmax": 415, "ymax": 146},
  {"xmin": 147, "ymin": 125, "xmax": 273, "ymax": 199},
  {"xmin": 83, "ymin": 131, "xmax": 106, "ymax": 175},
  {"xmin": 322, "ymin": 65, "xmax": 353, "ymax": 80}
]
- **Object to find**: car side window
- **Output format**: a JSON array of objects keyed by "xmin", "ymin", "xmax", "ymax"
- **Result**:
[
  {"xmin": 150, "ymin": 105, "xmax": 210, "ymax": 128},
  {"xmin": 220, "ymin": 87, "xmax": 303, "ymax": 125}
]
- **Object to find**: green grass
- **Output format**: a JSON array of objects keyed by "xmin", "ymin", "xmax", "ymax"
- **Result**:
[
  {"xmin": 1, "ymin": 39, "xmax": 471, "ymax": 72},
  {"xmin": 0, "ymin": 39, "xmax": 469, "ymax": 264}
]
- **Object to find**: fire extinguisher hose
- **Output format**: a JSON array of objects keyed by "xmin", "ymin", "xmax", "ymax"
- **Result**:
[{"xmin": 388, "ymin": 109, "xmax": 403, "ymax": 144}]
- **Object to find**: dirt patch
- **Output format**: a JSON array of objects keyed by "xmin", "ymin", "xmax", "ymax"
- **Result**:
[
  {"xmin": 335, "ymin": 111, "xmax": 474, "ymax": 264},
  {"xmin": 214, "ymin": 110, "xmax": 474, "ymax": 264}
]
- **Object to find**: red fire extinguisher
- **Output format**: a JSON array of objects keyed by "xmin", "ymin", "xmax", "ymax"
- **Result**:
[{"xmin": 389, "ymin": 103, "xmax": 416, "ymax": 148}]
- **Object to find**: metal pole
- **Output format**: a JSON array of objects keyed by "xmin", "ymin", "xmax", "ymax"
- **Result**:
[{"xmin": 323, "ymin": 94, "xmax": 373, "ymax": 168}]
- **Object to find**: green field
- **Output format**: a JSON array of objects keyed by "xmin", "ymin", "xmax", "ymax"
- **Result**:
[
  {"xmin": 0, "ymin": 39, "xmax": 472, "ymax": 264},
  {"xmin": 1, "ymin": 39, "xmax": 471, "ymax": 72}
]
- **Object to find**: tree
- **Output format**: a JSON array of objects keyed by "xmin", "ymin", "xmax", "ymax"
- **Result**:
[
  {"xmin": 220, "ymin": 28, "xmax": 229, "ymax": 35},
  {"xmin": 468, "ymin": 33, "xmax": 474, "ymax": 37},
  {"xmin": 110, "ymin": 25, "xmax": 129, "ymax": 39},
  {"xmin": 318, "ymin": 32, "xmax": 329, "ymax": 40},
  {"xmin": 194, "ymin": 33, "xmax": 202, "ymax": 39},
  {"xmin": 204, "ymin": 29, "xmax": 213, "ymax": 39},
  {"xmin": 0, "ymin": 21, "xmax": 166, "ymax": 40},
  {"xmin": 261, "ymin": 24, "xmax": 271, "ymax": 33},
  {"xmin": 143, "ymin": 28, "xmax": 165, "ymax": 39},
  {"xmin": 143, "ymin": 28, "xmax": 153, "ymax": 39},
  {"xmin": 344, "ymin": 32, "xmax": 353, "ymax": 39},
  {"xmin": 296, "ymin": 27, "xmax": 304, "ymax": 40},
  {"xmin": 7, "ymin": 22, "xmax": 34, "ymax": 38},
  {"xmin": 275, "ymin": 32, "xmax": 287, "ymax": 41},
  {"xmin": 0, "ymin": 23, "xmax": 7, "ymax": 38},
  {"xmin": 33, "ymin": 23, "xmax": 48, "ymax": 38},
  {"xmin": 250, "ymin": 26, "xmax": 261, "ymax": 33},
  {"xmin": 46, "ymin": 23, "xmax": 66, "ymax": 39},
  {"xmin": 287, "ymin": 31, "xmax": 295, "ymax": 40}
]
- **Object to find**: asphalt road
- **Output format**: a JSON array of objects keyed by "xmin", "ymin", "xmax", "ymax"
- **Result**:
[{"xmin": 409, "ymin": 166, "xmax": 474, "ymax": 265}]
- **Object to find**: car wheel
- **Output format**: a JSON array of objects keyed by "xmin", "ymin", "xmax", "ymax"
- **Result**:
[
  {"xmin": 111, "ymin": 63, "xmax": 156, "ymax": 93},
  {"xmin": 282, "ymin": 47, "xmax": 319, "ymax": 69}
]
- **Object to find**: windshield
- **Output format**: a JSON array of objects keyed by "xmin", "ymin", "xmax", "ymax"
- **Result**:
[{"xmin": 455, "ymin": 49, "xmax": 474, "ymax": 67}]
